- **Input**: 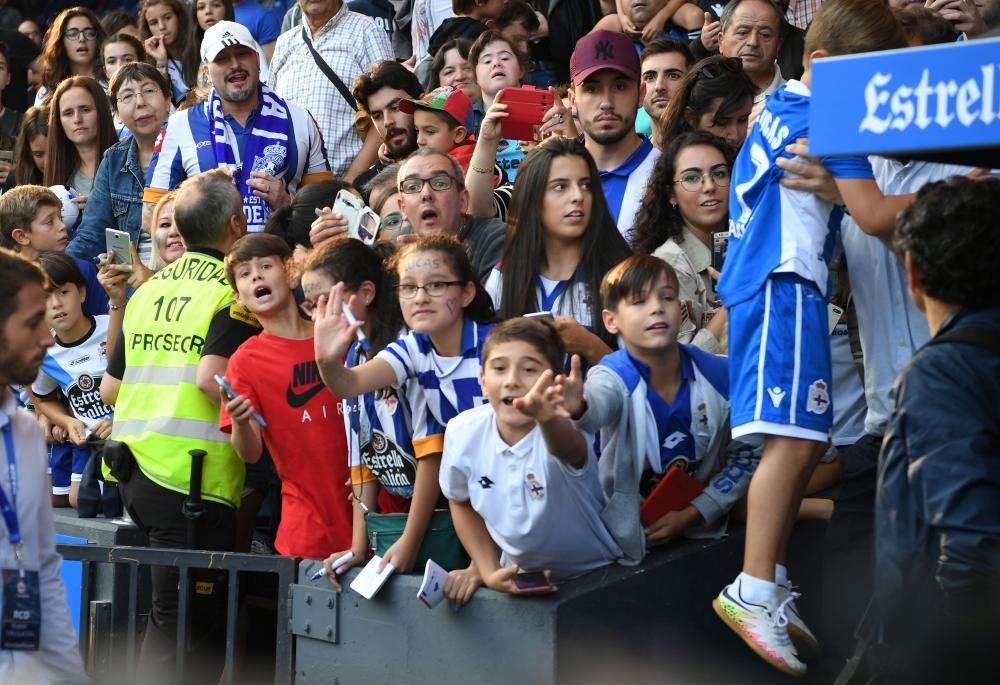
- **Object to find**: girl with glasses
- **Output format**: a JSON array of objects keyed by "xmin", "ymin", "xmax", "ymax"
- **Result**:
[
  {"xmin": 487, "ymin": 137, "xmax": 631, "ymax": 366},
  {"xmin": 301, "ymin": 237, "xmax": 416, "ymax": 585},
  {"xmin": 657, "ymin": 55, "xmax": 756, "ymax": 152},
  {"xmin": 632, "ymin": 131, "xmax": 734, "ymax": 353},
  {"xmin": 313, "ymin": 235, "xmax": 495, "ymax": 578},
  {"xmin": 37, "ymin": 7, "xmax": 106, "ymax": 107}
]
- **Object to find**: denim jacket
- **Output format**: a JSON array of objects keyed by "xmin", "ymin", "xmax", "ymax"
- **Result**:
[{"xmin": 67, "ymin": 137, "xmax": 145, "ymax": 263}]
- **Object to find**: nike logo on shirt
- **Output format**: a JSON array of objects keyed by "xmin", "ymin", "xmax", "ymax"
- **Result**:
[{"xmin": 287, "ymin": 382, "xmax": 326, "ymax": 408}]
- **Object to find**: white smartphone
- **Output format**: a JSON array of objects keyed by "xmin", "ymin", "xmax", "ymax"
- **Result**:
[
  {"xmin": 105, "ymin": 228, "xmax": 133, "ymax": 266},
  {"xmin": 524, "ymin": 311, "xmax": 555, "ymax": 321},
  {"xmin": 332, "ymin": 190, "xmax": 380, "ymax": 245}
]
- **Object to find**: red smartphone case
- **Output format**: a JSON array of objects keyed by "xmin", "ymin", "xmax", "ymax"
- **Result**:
[
  {"xmin": 639, "ymin": 465, "xmax": 706, "ymax": 527},
  {"xmin": 499, "ymin": 86, "xmax": 552, "ymax": 142}
]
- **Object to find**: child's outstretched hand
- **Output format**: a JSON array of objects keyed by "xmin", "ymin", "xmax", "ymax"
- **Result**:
[
  {"xmin": 312, "ymin": 282, "xmax": 363, "ymax": 366},
  {"xmin": 512, "ymin": 370, "xmax": 568, "ymax": 423},
  {"xmin": 552, "ymin": 354, "xmax": 585, "ymax": 419}
]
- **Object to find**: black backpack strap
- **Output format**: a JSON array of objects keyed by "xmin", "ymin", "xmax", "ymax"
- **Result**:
[
  {"xmin": 927, "ymin": 326, "xmax": 1000, "ymax": 355},
  {"xmin": 301, "ymin": 27, "xmax": 358, "ymax": 112}
]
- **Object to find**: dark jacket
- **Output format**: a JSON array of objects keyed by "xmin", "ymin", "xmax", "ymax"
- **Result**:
[
  {"xmin": 458, "ymin": 215, "xmax": 505, "ymax": 284},
  {"xmin": 874, "ymin": 306, "xmax": 1000, "ymax": 682}
]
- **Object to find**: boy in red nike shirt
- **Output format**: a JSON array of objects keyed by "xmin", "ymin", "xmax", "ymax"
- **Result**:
[{"xmin": 219, "ymin": 234, "xmax": 353, "ymax": 558}]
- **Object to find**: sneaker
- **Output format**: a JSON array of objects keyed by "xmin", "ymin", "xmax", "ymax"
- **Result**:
[
  {"xmin": 778, "ymin": 582, "xmax": 820, "ymax": 657},
  {"xmin": 713, "ymin": 579, "xmax": 807, "ymax": 677}
]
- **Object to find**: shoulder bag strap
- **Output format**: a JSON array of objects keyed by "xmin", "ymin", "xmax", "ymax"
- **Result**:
[
  {"xmin": 301, "ymin": 26, "xmax": 358, "ymax": 112},
  {"xmin": 927, "ymin": 326, "xmax": 1000, "ymax": 355}
]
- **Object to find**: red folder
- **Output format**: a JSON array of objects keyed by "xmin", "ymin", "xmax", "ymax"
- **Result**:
[{"xmin": 639, "ymin": 465, "xmax": 705, "ymax": 526}]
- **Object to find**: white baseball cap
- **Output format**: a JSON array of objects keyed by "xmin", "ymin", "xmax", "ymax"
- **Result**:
[{"xmin": 201, "ymin": 20, "xmax": 260, "ymax": 64}]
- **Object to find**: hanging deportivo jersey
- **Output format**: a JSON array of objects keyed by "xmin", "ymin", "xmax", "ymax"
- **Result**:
[
  {"xmin": 718, "ymin": 80, "xmax": 874, "ymax": 309},
  {"xmin": 32, "ymin": 315, "xmax": 113, "ymax": 430}
]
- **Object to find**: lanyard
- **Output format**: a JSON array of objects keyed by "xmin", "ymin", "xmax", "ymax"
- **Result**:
[{"xmin": 0, "ymin": 422, "xmax": 22, "ymax": 564}]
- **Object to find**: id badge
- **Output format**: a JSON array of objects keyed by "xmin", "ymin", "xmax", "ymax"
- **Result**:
[{"xmin": 2, "ymin": 568, "xmax": 41, "ymax": 650}]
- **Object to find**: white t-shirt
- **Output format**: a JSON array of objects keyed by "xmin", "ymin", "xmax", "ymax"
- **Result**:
[
  {"xmin": 32, "ymin": 315, "xmax": 113, "ymax": 430},
  {"xmin": 440, "ymin": 404, "xmax": 621, "ymax": 580}
]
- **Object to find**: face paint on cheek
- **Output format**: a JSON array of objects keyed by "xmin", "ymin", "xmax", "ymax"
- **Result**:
[{"xmin": 445, "ymin": 297, "xmax": 457, "ymax": 315}]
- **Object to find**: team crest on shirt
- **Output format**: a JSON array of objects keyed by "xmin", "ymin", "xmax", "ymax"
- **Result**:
[
  {"xmin": 807, "ymin": 379, "xmax": 831, "ymax": 414},
  {"xmin": 252, "ymin": 144, "xmax": 287, "ymax": 176},
  {"xmin": 696, "ymin": 402, "xmax": 709, "ymax": 429},
  {"xmin": 525, "ymin": 472, "xmax": 545, "ymax": 500}
]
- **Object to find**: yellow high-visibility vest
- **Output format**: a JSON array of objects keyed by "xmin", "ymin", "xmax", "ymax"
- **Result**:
[{"xmin": 110, "ymin": 250, "xmax": 252, "ymax": 508}]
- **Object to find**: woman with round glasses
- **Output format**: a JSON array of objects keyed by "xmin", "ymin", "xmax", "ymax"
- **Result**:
[
  {"xmin": 37, "ymin": 8, "xmax": 106, "ymax": 106},
  {"xmin": 656, "ymin": 55, "xmax": 756, "ymax": 152},
  {"xmin": 632, "ymin": 130, "xmax": 735, "ymax": 353}
]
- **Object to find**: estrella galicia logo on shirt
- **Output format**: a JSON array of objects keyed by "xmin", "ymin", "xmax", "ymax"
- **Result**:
[
  {"xmin": 67, "ymin": 374, "xmax": 112, "ymax": 422},
  {"xmin": 361, "ymin": 430, "xmax": 416, "ymax": 498},
  {"xmin": 286, "ymin": 360, "xmax": 326, "ymax": 408}
]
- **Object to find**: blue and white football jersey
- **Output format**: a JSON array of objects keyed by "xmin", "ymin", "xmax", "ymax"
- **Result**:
[{"xmin": 718, "ymin": 80, "xmax": 874, "ymax": 308}]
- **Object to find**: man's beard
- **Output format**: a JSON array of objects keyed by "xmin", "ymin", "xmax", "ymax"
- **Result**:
[
  {"xmin": 582, "ymin": 112, "xmax": 636, "ymax": 147},
  {"xmin": 0, "ymin": 341, "xmax": 43, "ymax": 387},
  {"xmin": 384, "ymin": 126, "xmax": 418, "ymax": 160}
]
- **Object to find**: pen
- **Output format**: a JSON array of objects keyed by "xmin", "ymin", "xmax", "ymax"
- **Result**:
[
  {"xmin": 310, "ymin": 551, "xmax": 355, "ymax": 581},
  {"xmin": 340, "ymin": 305, "xmax": 370, "ymax": 354}
]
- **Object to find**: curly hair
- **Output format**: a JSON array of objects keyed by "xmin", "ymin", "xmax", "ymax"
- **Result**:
[
  {"xmin": 894, "ymin": 176, "xmax": 1000, "ymax": 310},
  {"xmin": 631, "ymin": 130, "xmax": 734, "ymax": 256}
]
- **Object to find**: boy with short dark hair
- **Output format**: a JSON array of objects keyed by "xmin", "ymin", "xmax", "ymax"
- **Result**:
[
  {"xmin": 440, "ymin": 317, "xmax": 621, "ymax": 598},
  {"xmin": 400, "ymin": 86, "xmax": 477, "ymax": 173},
  {"xmin": 31, "ymin": 252, "xmax": 114, "ymax": 508},
  {"xmin": 560, "ymin": 255, "xmax": 758, "ymax": 563},
  {"xmin": 219, "ymin": 233, "xmax": 354, "ymax": 559},
  {"xmin": 0, "ymin": 185, "xmax": 108, "ymax": 316}
]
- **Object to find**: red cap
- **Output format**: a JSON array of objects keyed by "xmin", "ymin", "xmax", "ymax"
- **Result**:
[
  {"xmin": 399, "ymin": 87, "xmax": 472, "ymax": 127},
  {"xmin": 569, "ymin": 30, "xmax": 640, "ymax": 85}
]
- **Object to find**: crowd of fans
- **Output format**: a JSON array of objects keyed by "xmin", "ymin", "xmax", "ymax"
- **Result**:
[{"xmin": 0, "ymin": 0, "xmax": 998, "ymax": 683}]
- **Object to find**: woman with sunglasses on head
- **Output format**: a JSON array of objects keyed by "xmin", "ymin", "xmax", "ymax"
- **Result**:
[
  {"xmin": 632, "ymin": 131, "xmax": 734, "ymax": 353},
  {"xmin": 656, "ymin": 55, "xmax": 756, "ymax": 152},
  {"xmin": 37, "ymin": 7, "xmax": 106, "ymax": 106}
]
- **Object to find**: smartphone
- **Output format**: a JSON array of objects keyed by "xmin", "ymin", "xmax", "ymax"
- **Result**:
[
  {"xmin": 711, "ymin": 231, "xmax": 729, "ymax": 272},
  {"xmin": 0, "ymin": 150, "xmax": 13, "ymax": 164},
  {"xmin": 512, "ymin": 571, "xmax": 556, "ymax": 594},
  {"xmin": 213, "ymin": 374, "xmax": 269, "ymax": 428},
  {"xmin": 499, "ymin": 86, "xmax": 552, "ymax": 142},
  {"xmin": 524, "ymin": 311, "xmax": 554, "ymax": 321},
  {"xmin": 354, "ymin": 207, "xmax": 381, "ymax": 245},
  {"xmin": 332, "ymin": 188, "xmax": 363, "ymax": 227},
  {"xmin": 827, "ymin": 303, "xmax": 845, "ymax": 335},
  {"xmin": 105, "ymin": 228, "xmax": 133, "ymax": 266}
]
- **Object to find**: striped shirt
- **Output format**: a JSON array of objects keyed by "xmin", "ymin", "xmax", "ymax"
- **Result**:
[
  {"xmin": 376, "ymin": 318, "xmax": 494, "ymax": 458},
  {"xmin": 344, "ymin": 339, "xmax": 418, "ymax": 497},
  {"xmin": 485, "ymin": 268, "xmax": 595, "ymax": 330},
  {"xmin": 599, "ymin": 136, "xmax": 660, "ymax": 241},
  {"xmin": 268, "ymin": 5, "xmax": 393, "ymax": 176},
  {"xmin": 144, "ymin": 93, "xmax": 331, "ymax": 233}
]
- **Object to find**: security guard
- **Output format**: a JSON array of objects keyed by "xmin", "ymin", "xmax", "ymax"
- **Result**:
[{"xmin": 101, "ymin": 169, "xmax": 259, "ymax": 682}]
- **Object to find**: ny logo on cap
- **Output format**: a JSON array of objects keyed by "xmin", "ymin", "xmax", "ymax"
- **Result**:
[{"xmin": 594, "ymin": 40, "xmax": 614, "ymax": 61}]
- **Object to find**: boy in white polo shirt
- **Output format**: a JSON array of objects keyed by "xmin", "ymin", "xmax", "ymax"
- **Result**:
[{"xmin": 440, "ymin": 318, "xmax": 621, "ymax": 597}]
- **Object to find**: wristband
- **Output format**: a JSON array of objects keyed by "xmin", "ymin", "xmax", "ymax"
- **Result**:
[
  {"xmin": 109, "ymin": 302, "xmax": 125, "ymax": 311},
  {"xmin": 470, "ymin": 164, "xmax": 492, "ymax": 175}
]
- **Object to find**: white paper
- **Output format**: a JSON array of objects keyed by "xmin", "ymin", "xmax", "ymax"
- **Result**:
[
  {"xmin": 349, "ymin": 555, "xmax": 396, "ymax": 600},
  {"xmin": 416, "ymin": 559, "xmax": 448, "ymax": 609}
]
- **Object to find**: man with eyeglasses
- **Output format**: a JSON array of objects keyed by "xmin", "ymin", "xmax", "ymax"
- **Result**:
[
  {"xmin": 146, "ymin": 21, "xmax": 332, "ymax": 236},
  {"xmin": 68, "ymin": 63, "xmax": 172, "ymax": 262},
  {"xmin": 568, "ymin": 30, "xmax": 661, "ymax": 241},
  {"xmin": 396, "ymin": 148, "xmax": 505, "ymax": 282}
]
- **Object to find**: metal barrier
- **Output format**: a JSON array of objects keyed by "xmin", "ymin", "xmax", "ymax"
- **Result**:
[{"xmin": 57, "ymin": 543, "xmax": 298, "ymax": 685}]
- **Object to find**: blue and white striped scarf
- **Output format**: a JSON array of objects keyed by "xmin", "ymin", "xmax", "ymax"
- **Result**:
[{"xmin": 209, "ymin": 83, "xmax": 291, "ymax": 233}]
